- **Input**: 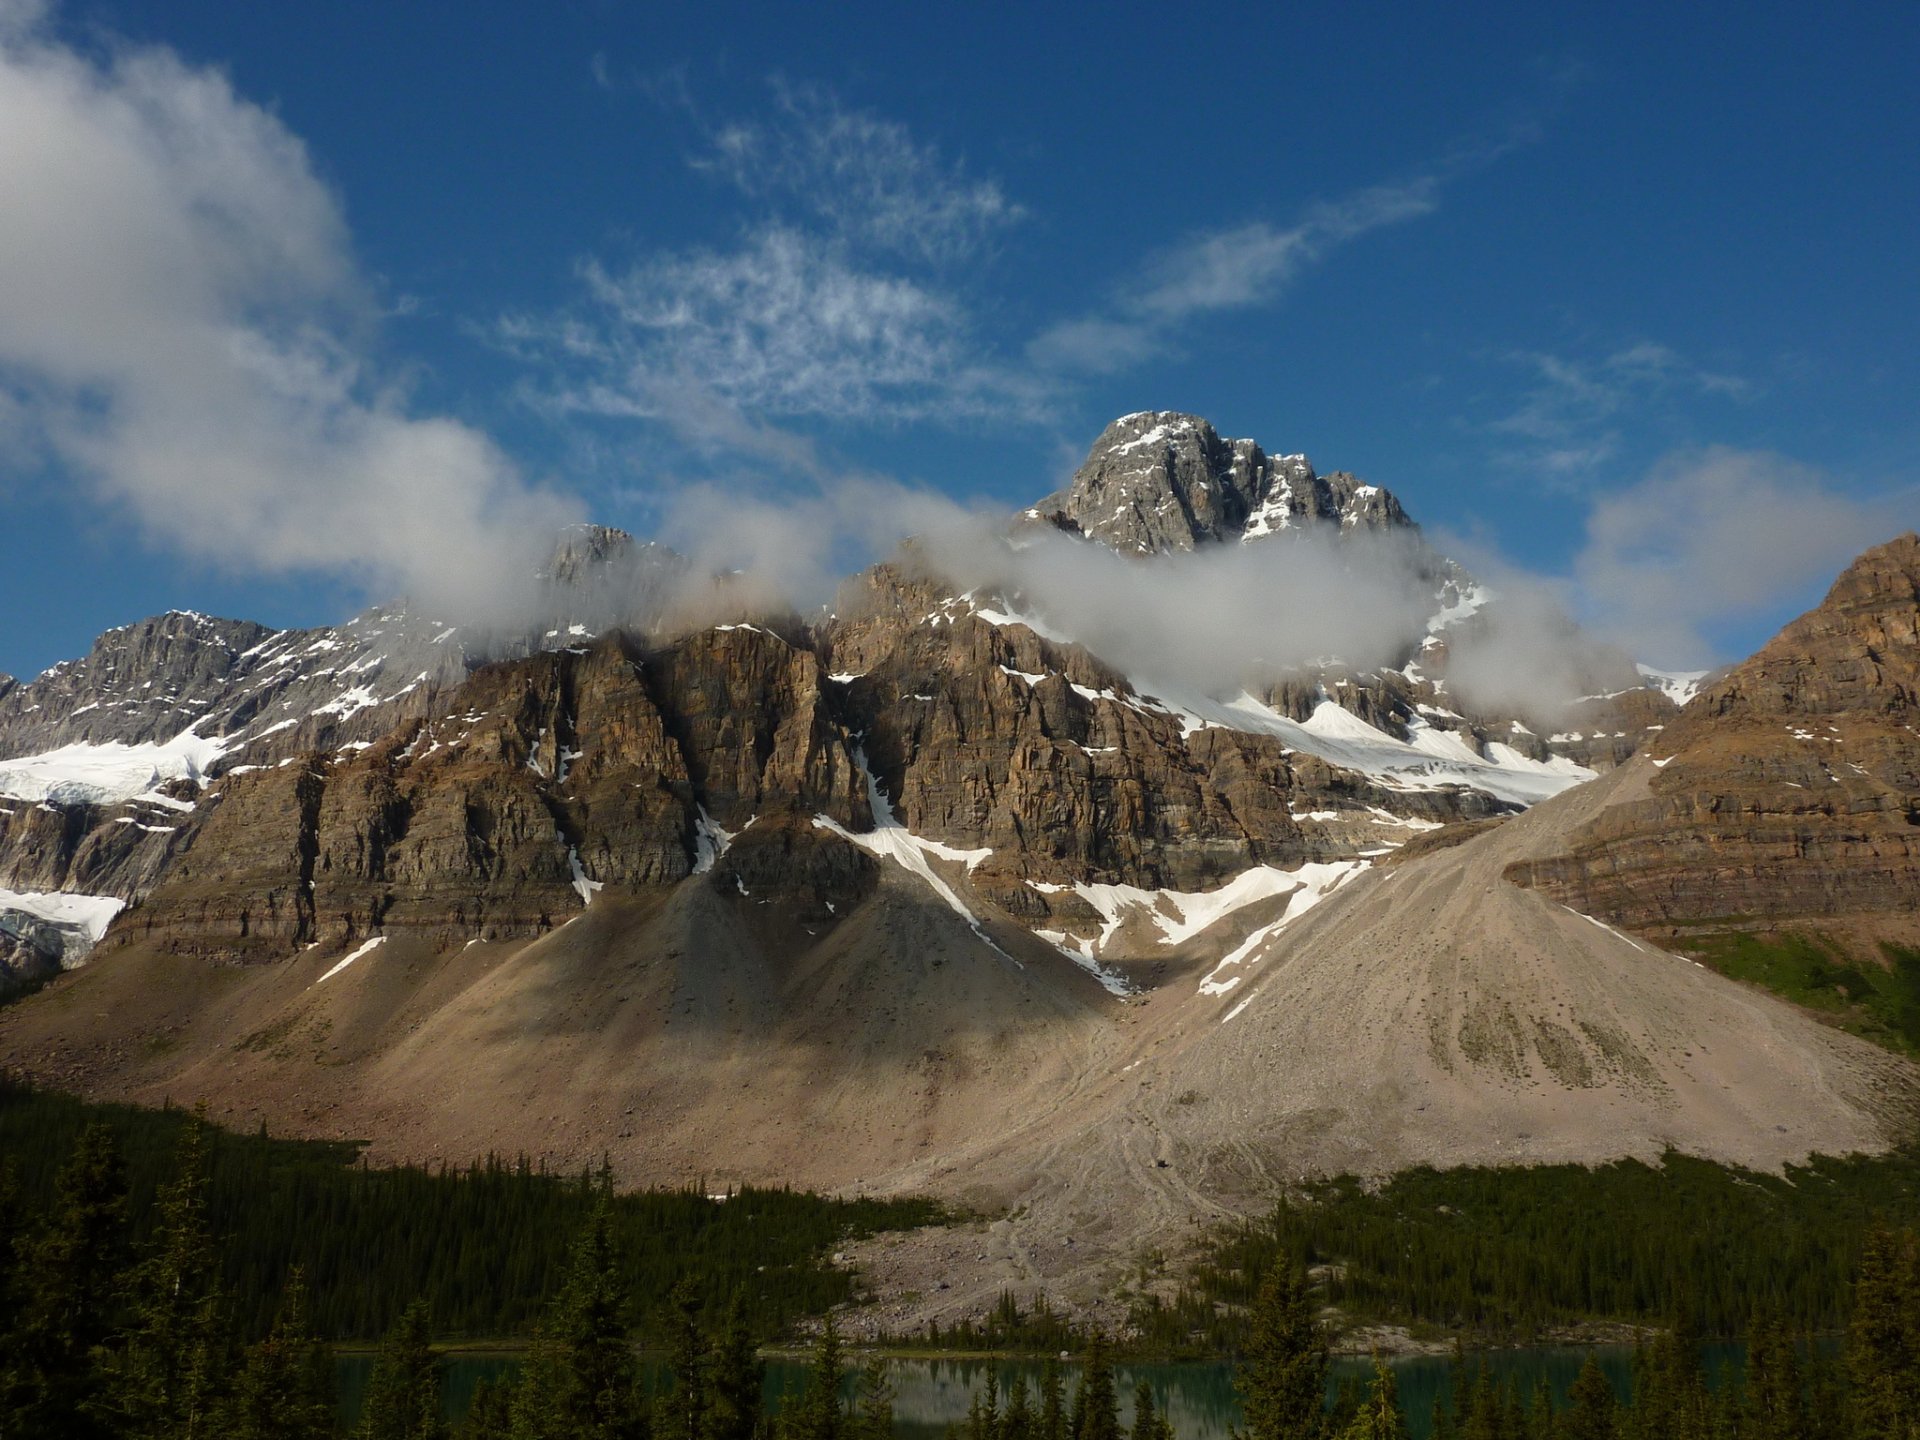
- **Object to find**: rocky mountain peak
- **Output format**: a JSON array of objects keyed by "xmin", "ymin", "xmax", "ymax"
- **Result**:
[
  {"xmin": 1035, "ymin": 410, "xmax": 1412, "ymax": 553},
  {"xmin": 543, "ymin": 523, "xmax": 637, "ymax": 585},
  {"xmin": 1673, "ymin": 530, "xmax": 1920, "ymax": 733}
]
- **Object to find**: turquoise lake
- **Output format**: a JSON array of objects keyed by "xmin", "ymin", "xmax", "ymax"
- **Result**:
[{"xmin": 338, "ymin": 1344, "xmax": 1748, "ymax": 1439}]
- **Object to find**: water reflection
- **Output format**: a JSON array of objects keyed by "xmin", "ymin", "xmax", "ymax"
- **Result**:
[{"xmin": 341, "ymin": 1344, "xmax": 1733, "ymax": 1440}]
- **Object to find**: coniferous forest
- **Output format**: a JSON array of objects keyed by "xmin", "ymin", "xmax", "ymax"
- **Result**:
[{"xmin": 9, "ymin": 1077, "xmax": 1920, "ymax": 1439}]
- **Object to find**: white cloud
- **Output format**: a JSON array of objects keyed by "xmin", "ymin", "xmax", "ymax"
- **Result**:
[
  {"xmin": 1571, "ymin": 447, "xmax": 1912, "ymax": 666},
  {"xmin": 0, "ymin": 7, "xmax": 578, "ymax": 624},
  {"xmin": 1028, "ymin": 177, "xmax": 1442, "ymax": 376},
  {"xmin": 507, "ymin": 79, "xmax": 1044, "ymax": 434},
  {"xmin": 540, "ymin": 227, "xmax": 974, "ymax": 422},
  {"xmin": 691, "ymin": 79, "xmax": 1020, "ymax": 265},
  {"xmin": 1488, "ymin": 343, "xmax": 1752, "ymax": 477}
]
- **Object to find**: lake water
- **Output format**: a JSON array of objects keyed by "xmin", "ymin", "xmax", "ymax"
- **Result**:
[{"xmin": 339, "ymin": 1344, "xmax": 1746, "ymax": 1439}]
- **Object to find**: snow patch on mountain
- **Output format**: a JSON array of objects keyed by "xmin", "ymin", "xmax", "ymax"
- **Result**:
[
  {"xmin": 1196, "ymin": 860, "xmax": 1370, "ymax": 999},
  {"xmin": 315, "ymin": 934, "xmax": 385, "ymax": 985},
  {"xmin": 1636, "ymin": 664, "xmax": 1710, "ymax": 707},
  {"xmin": 815, "ymin": 748, "xmax": 1027, "ymax": 969},
  {"xmin": 0, "ymin": 724, "xmax": 230, "ymax": 806},
  {"xmin": 1133, "ymin": 686, "xmax": 1594, "ymax": 806},
  {"xmin": 0, "ymin": 886, "xmax": 124, "ymax": 944},
  {"xmin": 691, "ymin": 808, "xmax": 737, "ymax": 874},
  {"xmin": 1031, "ymin": 864, "xmax": 1348, "ymax": 957}
]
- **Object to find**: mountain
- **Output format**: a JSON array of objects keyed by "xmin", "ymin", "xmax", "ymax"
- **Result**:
[
  {"xmin": 1033, "ymin": 411, "xmax": 1414, "ymax": 551},
  {"xmin": 1507, "ymin": 532, "xmax": 1920, "ymax": 954},
  {"xmin": 0, "ymin": 413, "xmax": 1663, "ymax": 988},
  {"xmin": 1, "ymin": 413, "xmax": 1913, "ymax": 1331}
]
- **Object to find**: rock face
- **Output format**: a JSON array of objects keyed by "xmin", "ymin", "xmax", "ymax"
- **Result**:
[
  {"xmin": 1035, "ymin": 411, "xmax": 1409, "ymax": 552},
  {"xmin": 0, "ymin": 414, "xmax": 1689, "ymax": 974},
  {"xmin": 1507, "ymin": 534, "xmax": 1920, "ymax": 944},
  {"xmin": 107, "ymin": 627, "xmax": 873, "ymax": 960},
  {"xmin": 2, "ymin": 427, "xmax": 1918, "ymax": 1328}
]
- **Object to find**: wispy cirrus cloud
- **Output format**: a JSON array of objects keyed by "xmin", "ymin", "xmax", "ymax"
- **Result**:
[
  {"xmin": 692, "ymin": 79, "xmax": 1022, "ymax": 265},
  {"xmin": 506, "ymin": 80, "xmax": 1040, "ymax": 434},
  {"xmin": 1487, "ymin": 341, "xmax": 1752, "ymax": 476},
  {"xmin": 1026, "ymin": 125, "xmax": 1537, "ymax": 378}
]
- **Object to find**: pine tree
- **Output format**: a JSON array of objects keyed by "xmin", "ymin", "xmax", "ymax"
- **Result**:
[
  {"xmin": 510, "ymin": 1199, "xmax": 648, "ymax": 1440},
  {"xmin": 1336, "ymin": 1359, "xmax": 1409, "ymax": 1440},
  {"xmin": 852, "ymin": 1356, "xmax": 892, "ymax": 1440},
  {"xmin": 221, "ymin": 1268, "xmax": 336, "ymax": 1440},
  {"xmin": 1231, "ymin": 1267, "xmax": 1327, "ymax": 1440},
  {"xmin": 113, "ymin": 1113, "xmax": 234, "ymax": 1440},
  {"xmin": 1040, "ymin": 1358, "xmax": 1066, "ymax": 1440},
  {"xmin": 1562, "ymin": 1355, "xmax": 1616, "ymax": 1440},
  {"xmin": 1847, "ymin": 1227, "xmax": 1919, "ymax": 1440},
  {"xmin": 357, "ymin": 1299, "xmax": 446, "ymax": 1440},
  {"xmin": 663, "ymin": 1282, "xmax": 709, "ymax": 1440},
  {"xmin": 1072, "ymin": 1333, "xmax": 1120, "ymax": 1440},
  {"xmin": 2, "ymin": 1119, "xmax": 131, "ymax": 1440},
  {"xmin": 703, "ymin": 1293, "xmax": 763, "ymax": 1440}
]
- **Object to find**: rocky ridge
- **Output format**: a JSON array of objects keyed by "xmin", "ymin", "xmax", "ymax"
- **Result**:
[
  {"xmin": 1508, "ymin": 532, "xmax": 1920, "ymax": 947},
  {"xmin": 2, "ymin": 415, "xmax": 1682, "ymax": 982}
]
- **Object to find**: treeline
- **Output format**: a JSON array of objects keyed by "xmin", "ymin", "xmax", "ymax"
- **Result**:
[
  {"xmin": 1133, "ymin": 1148, "xmax": 1920, "ymax": 1351},
  {"xmin": 0, "ymin": 1074, "xmax": 938, "ymax": 1342},
  {"xmin": 13, "ymin": 1105, "xmax": 1920, "ymax": 1440},
  {"xmin": 1192, "ymin": 1238, "xmax": 1920, "ymax": 1439}
]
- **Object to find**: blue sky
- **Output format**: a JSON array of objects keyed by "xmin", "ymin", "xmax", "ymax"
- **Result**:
[{"xmin": 0, "ymin": 0, "xmax": 1915, "ymax": 678}]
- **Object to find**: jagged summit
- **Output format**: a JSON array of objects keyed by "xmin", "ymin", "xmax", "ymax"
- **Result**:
[{"xmin": 1034, "ymin": 410, "xmax": 1410, "ymax": 554}]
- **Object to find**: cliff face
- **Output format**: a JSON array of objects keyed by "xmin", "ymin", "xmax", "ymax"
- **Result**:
[
  {"xmin": 1507, "ymin": 534, "xmax": 1920, "ymax": 942},
  {"xmin": 0, "ymin": 414, "xmax": 1706, "ymax": 978},
  {"xmin": 105, "ymin": 627, "xmax": 875, "ymax": 960}
]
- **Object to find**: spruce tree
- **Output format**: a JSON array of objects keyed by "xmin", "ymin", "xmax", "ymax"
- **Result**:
[
  {"xmin": 1562, "ymin": 1355, "xmax": 1616, "ymax": 1440},
  {"xmin": 221, "ymin": 1268, "xmax": 336, "ymax": 1440},
  {"xmin": 1040, "ymin": 1358, "xmax": 1066, "ymax": 1440},
  {"xmin": 703, "ymin": 1293, "xmax": 763, "ymax": 1440},
  {"xmin": 3, "ymin": 1119, "xmax": 131, "ymax": 1440},
  {"xmin": 463, "ymin": 1377, "xmax": 515, "ymax": 1440},
  {"xmin": 1072, "ymin": 1333, "xmax": 1120, "ymax": 1440},
  {"xmin": 1002, "ymin": 1374, "xmax": 1035, "ymax": 1440},
  {"xmin": 1802, "ymin": 1342, "xmax": 1848, "ymax": 1440},
  {"xmin": 1231, "ymin": 1267, "xmax": 1326, "ymax": 1440},
  {"xmin": 782, "ymin": 1315, "xmax": 844, "ymax": 1440},
  {"xmin": 1847, "ymin": 1227, "xmax": 1919, "ymax": 1439},
  {"xmin": 113, "ymin": 1114, "xmax": 234, "ymax": 1440},
  {"xmin": 852, "ymin": 1356, "xmax": 892, "ymax": 1440},
  {"xmin": 1130, "ymin": 1381, "xmax": 1169, "ymax": 1440},
  {"xmin": 662, "ymin": 1283, "xmax": 709, "ymax": 1440},
  {"xmin": 357, "ymin": 1299, "xmax": 446, "ymax": 1440},
  {"xmin": 1458, "ymin": 1368, "xmax": 1499, "ymax": 1440},
  {"xmin": 1741, "ymin": 1307, "xmax": 1803, "ymax": 1440},
  {"xmin": 1335, "ymin": 1359, "xmax": 1409, "ymax": 1440},
  {"xmin": 510, "ymin": 1199, "xmax": 647, "ymax": 1440}
]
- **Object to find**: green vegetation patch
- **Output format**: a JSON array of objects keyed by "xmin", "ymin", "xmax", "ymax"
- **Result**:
[
  {"xmin": 0, "ymin": 1074, "xmax": 943, "ymax": 1343},
  {"xmin": 1134, "ymin": 1148, "xmax": 1920, "ymax": 1354},
  {"xmin": 1685, "ymin": 931, "xmax": 1920, "ymax": 1055}
]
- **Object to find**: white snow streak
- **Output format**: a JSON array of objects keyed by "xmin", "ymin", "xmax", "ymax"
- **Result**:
[{"xmin": 314, "ymin": 934, "xmax": 385, "ymax": 985}]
